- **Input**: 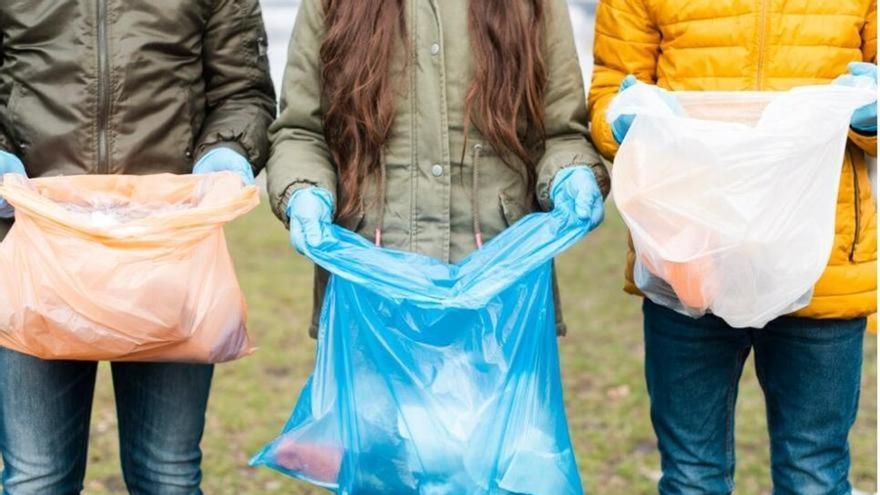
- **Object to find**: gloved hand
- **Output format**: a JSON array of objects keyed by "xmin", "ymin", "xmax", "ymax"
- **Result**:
[
  {"xmin": 192, "ymin": 147, "xmax": 256, "ymax": 185},
  {"xmin": 286, "ymin": 187, "xmax": 334, "ymax": 254},
  {"xmin": 610, "ymin": 75, "xmax": 682, "ymax": 144},
  {"xmin": 551, "ymin": 166, "xmax": 604, "ymax": 231},
  {"xmin": 0, "ymin": 151, "xmax": 27, "ymax": 218},
  {"xmin": 833, "ymin": 62, "xmax": 878, "ymax": 134}
]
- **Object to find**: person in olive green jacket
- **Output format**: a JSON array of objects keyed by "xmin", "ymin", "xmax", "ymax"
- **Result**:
[
  {"xmin": 0, "ymin": 1, "xmax": 275, "ymax": 493},
  {"xmin": 268, "ymin": 0, "xmax": 609, "ymax": 338}
]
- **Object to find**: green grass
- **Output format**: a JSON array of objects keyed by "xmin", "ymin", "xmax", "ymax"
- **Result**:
[{"xmin": 7, "ymin": 200, "xmax": 878, "ymax": 494}]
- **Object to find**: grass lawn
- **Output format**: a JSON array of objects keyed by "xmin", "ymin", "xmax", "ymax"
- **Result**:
[{"xmin": 9, "ymin": 200, "xmax": 876, "ymax": 494}]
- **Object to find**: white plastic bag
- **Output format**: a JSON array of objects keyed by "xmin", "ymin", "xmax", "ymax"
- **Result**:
[{"xmin": 609, "ymin": 84, "xmax": 876, "ymax": 328}]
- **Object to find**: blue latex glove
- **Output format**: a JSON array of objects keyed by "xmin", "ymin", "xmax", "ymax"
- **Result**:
[
  {"xmin": 0, "ymin": 151, "xmax": 27, "ymax": 218},
  {"xmin": 833, "ymin": 62, "xmax": 878, "ymax": 133},
  {"xmin": 286, "ymin": 187, "xmax": 334, "ymax": 255},
  {"xmin": 551, "ymin": 166, "xmax": 604, "ymax": 231},
  {"xmin": 192, "ymin": 147, "xmax": 256, "ymax": 185},
  {"xmin": 611, "ymin": 75, "xmax": 683, "ymax": 144}
]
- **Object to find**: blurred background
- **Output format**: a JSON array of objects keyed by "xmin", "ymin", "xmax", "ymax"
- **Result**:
[{"xmin": 41, "ymin": 1, "xmax": 878, "ymax": 493}]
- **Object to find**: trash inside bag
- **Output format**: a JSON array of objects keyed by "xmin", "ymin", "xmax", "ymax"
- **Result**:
[
  {"xmin": 609, "ymin": 84, "xmax": 877, "ymax": 328},
  {"xmin": 0, "ymin": 172, "xmax": 259, "ymax": 362},
  {"xmin": 251, "ymin": 203, "xmax": 590, "ymax": 495}
]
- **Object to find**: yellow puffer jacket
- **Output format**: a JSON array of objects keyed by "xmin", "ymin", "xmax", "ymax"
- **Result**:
[{"xmin": 589, "ymin": 0, "xmax": 877, "ymax": 321}]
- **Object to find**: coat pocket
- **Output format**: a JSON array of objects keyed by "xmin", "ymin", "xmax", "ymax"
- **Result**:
[
  {"xmin": 5, "ymin": 82, "xmax": 30, "ymax": 156},
  {"xmin": 466, "ymin": 143, "xmax": 531, "ymax": 233},
  {"xmin": 182, "ymin": 85, "xmax": 197, "ymax": 161},
  {"xmin": 499, "ymin": 191, "xmax": 530, "ymax": 227},
  {"xmin": 245, "ymin": 7, "xmax": 271, "ymax": 83}
]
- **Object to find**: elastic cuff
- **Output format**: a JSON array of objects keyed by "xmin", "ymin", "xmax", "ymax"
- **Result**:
[
  {"xmin": 196, "ymin": 142, "xmax": 249, "ymax": 162},
  {"xmin": 193, "ymin": 140, "xmax": 254, "ymax": 172},
  {"xmin": 278, "ymin": 181, "xmax": 320, "ymax": 227},
  {"xmin": 590, "ymin": 161, "xmax": 612, "ymax": 199},
  {"xmin": 851, "ymin": 125, "xmax": 878, "ymax": 136},
  {"xmin": 848, "ymin": 127, "xmax": 878, "ymax": 156},
  {"xmin": 539, "ymin": 162, "xmax": 592, "ymax": 211}
]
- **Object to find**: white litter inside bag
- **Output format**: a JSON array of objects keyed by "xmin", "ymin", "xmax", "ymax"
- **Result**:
[
  {"xmin": 609, "ymin": 84, "xmax": 876, "ymax": 328},
  {"xmin": 36, "ymin": 175, "xmax": 213, "ymax": 228},
  {"xmin": 61, "ymin": 201, "xmax": 194, "ymax": 226}
]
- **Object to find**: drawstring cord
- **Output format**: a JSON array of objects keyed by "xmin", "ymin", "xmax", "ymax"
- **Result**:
[
  {"xmin": 374, "ymin": 145, "xmax": 484, "ymax": 250},
  {"xmin": 374, "ymin": 149, "xmax": 387, "ymax": 247},
  {"xmin": 472, "ymin": 144, "xmax": 484, "ymax": 249}
]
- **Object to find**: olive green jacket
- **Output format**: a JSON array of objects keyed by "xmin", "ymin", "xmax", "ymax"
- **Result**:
[
  {"xmin": 267, "ymin": 0, "xmax": 608, "ymax": 336},
  {"xmin": 0, "ymin": 0, "xmax": 276, "ymax": 182}
]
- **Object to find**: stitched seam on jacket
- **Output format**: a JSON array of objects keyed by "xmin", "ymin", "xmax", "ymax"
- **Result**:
[
  {"xmin": 107, "ymin": 3, "xmax": 117, "ymax": 172},
  {"xmin": 410, "ymin": 0, "xmax": 419, "ymax": 254},
  {"xmin": 655, "ymin": 11, "xmax": 861, "ymax": 28},
  {"xmin": 593, "ymin": 30, "xmax": 660, "ymax": 46},
  {"xmin": 656, "ymin": 12, "xmax": 753, "ymax": 28},
  {"xmin": 658, "ymin": 43, "xmax": 862, "ymax": 50}
]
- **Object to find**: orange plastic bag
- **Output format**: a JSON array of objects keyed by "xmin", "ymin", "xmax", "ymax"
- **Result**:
[{"xmin": 0, "ymin": 172, "xmax": 259, "ymax": 362}]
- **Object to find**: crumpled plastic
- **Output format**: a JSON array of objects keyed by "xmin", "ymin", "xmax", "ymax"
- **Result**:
[
  {"xmin": 0, "ymin": 172, "xmax": 258, "ymax": 362},
  {"xmin": 251, "ymin": 201, "xmax": 591, "ymax": 495},
  {"xmin": 608, "ymin": 84, "xmax": 876, "ymax": 328}
]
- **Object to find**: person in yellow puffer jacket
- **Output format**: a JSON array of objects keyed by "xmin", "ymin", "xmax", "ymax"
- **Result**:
[{"xmin": 589, "ymin": 0, "xmax": 877, "ymax": 493}]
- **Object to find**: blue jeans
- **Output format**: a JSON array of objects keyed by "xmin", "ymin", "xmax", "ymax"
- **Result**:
[
  {"xmin": 0, "ymin": 348, "xmax": 213, "ymax": 495},
  {"xmin": 643, "ymin": 299, "xmax": 864, "ymax": 495}
]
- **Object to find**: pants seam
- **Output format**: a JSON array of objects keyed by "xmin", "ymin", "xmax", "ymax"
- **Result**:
[{"xmin": 724, "ymin": 347, "xmax": 748, "ymax": 492}]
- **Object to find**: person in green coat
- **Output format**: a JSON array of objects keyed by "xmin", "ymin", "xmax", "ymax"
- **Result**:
[
  {"xmin": 268, "ymin": 0, "xmax": 609, "ymax": 337},
  {"xmin": 0, "ymin": 1, "xmax": 275, "ymax": 493}
]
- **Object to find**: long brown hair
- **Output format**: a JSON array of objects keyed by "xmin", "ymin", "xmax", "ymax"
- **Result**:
[{"xmin": 320, "ymin": 0, "xmax": 547, "ymax": 221}]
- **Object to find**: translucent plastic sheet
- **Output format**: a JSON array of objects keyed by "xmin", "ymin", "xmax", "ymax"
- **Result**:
[
  {"xmin": 609, "ymin": 84, "xmax": 876, "ymax": 328},
  {"xmin": 251, "ymin": 203, "xmax": 591, "ymax": 494},
  {"xmin": 0, "ymin": 172, "xmax": 259, "ymax": 362}
]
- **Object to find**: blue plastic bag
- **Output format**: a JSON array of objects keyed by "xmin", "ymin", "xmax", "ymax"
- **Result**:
[{"xmin": 251, "ymin": 201, "xmax": 590, "ymax": 495}]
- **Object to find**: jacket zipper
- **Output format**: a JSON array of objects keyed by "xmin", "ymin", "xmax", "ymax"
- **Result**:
[
  {"xmin": 755, "ymin": 0, "xmax": 769, "ymax": 89},
  {"xmin": 96, "ymin": 0, "xmax": 110, "ymax": 173},
  {"xmin": 849, "ymin": 150, "xmax": 861, "ymax": 262}
]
